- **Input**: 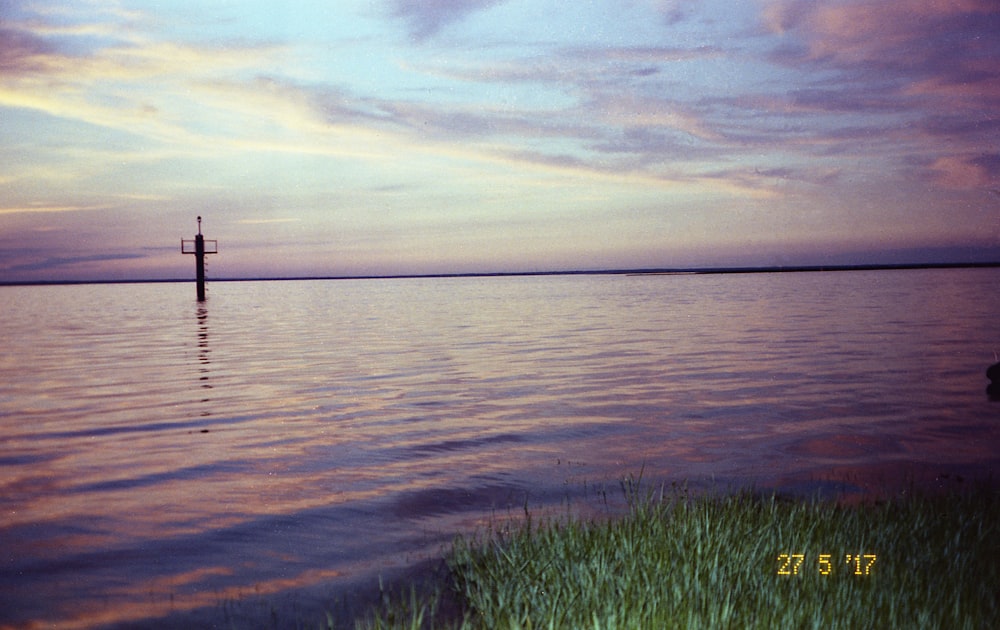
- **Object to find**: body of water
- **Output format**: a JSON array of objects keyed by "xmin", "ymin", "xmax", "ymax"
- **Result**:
[{"xmin": 2, "ymin": 269, "xmax": 999, "ymax": 628}]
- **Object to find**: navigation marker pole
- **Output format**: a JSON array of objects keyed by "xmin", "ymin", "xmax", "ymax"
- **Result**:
[{"xmin": 181, "ymin": 216, "xmax": 219, "ymax": 301}]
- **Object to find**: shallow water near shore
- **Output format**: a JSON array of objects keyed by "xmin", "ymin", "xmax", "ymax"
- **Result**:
[{"xmin": 2, "ymin": 269, "xmax": 999, "ymax": 628}]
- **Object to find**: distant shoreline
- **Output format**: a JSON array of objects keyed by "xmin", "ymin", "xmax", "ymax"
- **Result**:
[{"xmin": 3, "ymin": 260, "xmax": 1000, "ymax": 287}]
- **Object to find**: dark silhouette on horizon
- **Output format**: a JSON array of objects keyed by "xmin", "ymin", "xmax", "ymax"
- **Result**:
[{"xmin": 988, "ymin": 361, "xmax": 1000, "ymax": 401}]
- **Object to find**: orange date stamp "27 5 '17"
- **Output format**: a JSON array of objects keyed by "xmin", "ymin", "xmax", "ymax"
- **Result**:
[{"xmin": 776, "ymin": 553, "xmax": 877, "ymax": 576}]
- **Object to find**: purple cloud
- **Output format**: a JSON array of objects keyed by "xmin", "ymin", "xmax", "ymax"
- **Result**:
[
  {"xmin": 387, "ymin": 0, "xmax": 508, "ymax": 40},
  {"xmin": 764, "ymin": 1, "xmax": 1000, "ymax": 101},
  {"xmin": 972, "ymin": 153, "xmax": 1000, "ymax": 172},
  {"xmin": 0, "ymin": 26, "xmax": 61, "ymax": 75},
  {"xmin": 1, "ymin": 251, "xmax": 146, "ymax": 275}
]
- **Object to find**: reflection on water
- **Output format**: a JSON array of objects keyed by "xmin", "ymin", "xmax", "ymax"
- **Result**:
[
  {"xmin": 1, "ymin": 270, "xmax": 999, "ymax": 628},
  {"xmin": 197, "ymin": 302, "xmax": 212, "ymax": 417}
]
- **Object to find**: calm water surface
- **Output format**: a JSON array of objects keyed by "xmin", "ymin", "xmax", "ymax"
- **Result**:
[{"xmin": 2, "ymin": 270, "xmax": 999, "ymax": 628}]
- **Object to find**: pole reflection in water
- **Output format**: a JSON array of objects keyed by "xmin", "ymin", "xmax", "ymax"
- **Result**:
[{"xmin": 196, "ymin": 302, "xmax": 212, "ymax": 417}]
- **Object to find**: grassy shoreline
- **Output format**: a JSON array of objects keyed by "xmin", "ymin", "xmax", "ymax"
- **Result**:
[{"xmin": 354, "ymin": 478, "xmax": 999, "ymax": 629}]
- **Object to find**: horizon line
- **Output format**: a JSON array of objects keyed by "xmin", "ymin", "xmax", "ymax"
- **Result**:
[{"xmin": 3, "ymin": 260, "xmax": 1000, "ymax": 287}]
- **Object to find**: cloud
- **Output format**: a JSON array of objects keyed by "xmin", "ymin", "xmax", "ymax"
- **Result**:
[
  {"xmin": 760, "ymin": 0, "xmax": 1000, "ymax": 144},
  {"xmin": 235, "ymin": 218, "xmax": 302, "ymax": 225},
  {"xmin": 6, "ymin": 8, "xmax": 750, "ymax": 200},
  {"xmin": 387, "ymin": 0, "xmax": 508, "ymax": 40},
  {"xmin": 973, "ymin": 154, "xmax": 1000, "ymax": 179},
  {"xmin": 409, "ymin": 44, "xmax": 722, "ymax": 91},
  {"xmin": 387, "ymin": 44, "xmax": 735, "ymax": 171},
  {"xmin": 2, "ymin": 252, "xmax": 146, "ymax": 274},
  {"xmin": 648, "ymin": 0, "xmax": 696, "ymax": 26},
  {"xmin": 754, "ymin": 0, "xmax": 1000, "ymax": 190},
  {"xmin": 0, "ymin": 8, "xmax": 288, "ymax": 150},
  {"xmin": 0, "ymin": 203, "xmax": 108, "ymax": 216},
  {"xmin": 763, "ymin": 0, "xmax": 1000, "ymax": 93},
  {"xmin": 931, "ymin": 153, "xmax": 1000, "ymax": 189},
  {"xmin": 0, "ymin": 26, "xmax": 62, "ymax": 75},
  {"xmin": 592, "ymin": 94, "xmax": 723, "ymax": 142}
]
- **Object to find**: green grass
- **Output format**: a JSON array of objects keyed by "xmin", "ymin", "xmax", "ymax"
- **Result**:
[{"xmin": 355, "ymin": 478, "xmax": 1000, "ymax": 629}]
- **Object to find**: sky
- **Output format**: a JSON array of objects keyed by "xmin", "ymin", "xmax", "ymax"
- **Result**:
[{"xmin": 1, "ymin": 0, "xmax": 999, "ymax": 282}]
